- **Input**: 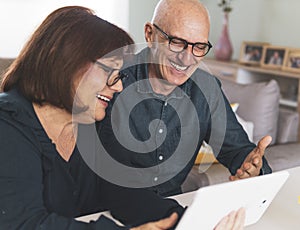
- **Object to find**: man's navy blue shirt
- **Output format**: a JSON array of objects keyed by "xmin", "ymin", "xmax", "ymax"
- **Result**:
[{"xmin": 98, "ymin": 48, "xmax": 272, "ymax": 196}]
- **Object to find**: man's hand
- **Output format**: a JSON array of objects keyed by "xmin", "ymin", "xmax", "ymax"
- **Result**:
[
  {"xmin": 230, "ymin": 136, "xmax": 272, "ymax": 181},
  {"xmin": 130, "ymin": 212, "xmax": 178, "ymax": 230}
]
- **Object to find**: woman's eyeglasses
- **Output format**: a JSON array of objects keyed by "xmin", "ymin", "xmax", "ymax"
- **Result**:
[{"xmin": 94, "ymin": 61, "xmax": 127, "ymax": 87}]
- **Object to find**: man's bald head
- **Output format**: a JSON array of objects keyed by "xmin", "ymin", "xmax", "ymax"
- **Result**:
[{"xmin": 151, "ymin": 0, "xmax": 210, "ymax": 30}]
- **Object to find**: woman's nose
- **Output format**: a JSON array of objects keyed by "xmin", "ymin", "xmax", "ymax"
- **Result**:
[{"xmin": 110, "ymin": 78, "xmax": 123, "ymax": 92}]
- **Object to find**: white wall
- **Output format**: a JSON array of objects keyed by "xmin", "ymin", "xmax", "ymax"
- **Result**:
[
  {"xmin": 128, "ymin": 0, "xmax": 159, "ymax": 44},
  {"xmin": 0, "ymin": 0, "xmax": 129, "ymax": 58},
  {"xmin": 128, "ymin": 0, "xmax": 300, "ymax": 60},
  {"xmin": 202, "ymin": 0, "xmax": 300, "ymax": 60},
  {"xmin": 2, "ymin": 0, "xmax": 299, "ymax": 60}
]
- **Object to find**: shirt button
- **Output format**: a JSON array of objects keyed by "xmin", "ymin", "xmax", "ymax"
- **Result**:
[
  {"xmin": 154, "ymin": 177, "xmax": 158, "ymax": 182},
  {"xmin": 159, "ymin": 155, "xmax": 164, "ymax": 161},
  {"xmin": 164, "ymin": 101, "xmax": 168, "ymax": 106},
  {"xmin": 158, "ymin": 128, "xmax": 163, "ymax": 134}
]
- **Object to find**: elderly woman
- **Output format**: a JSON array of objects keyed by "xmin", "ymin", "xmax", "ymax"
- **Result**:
[
  {"xmin": 0, "ymin": 6, "xmax": 184, "ymax": 230},
  {"xmin": 0, "ymin": 5, "xmax": 244, "ymax": 230}
]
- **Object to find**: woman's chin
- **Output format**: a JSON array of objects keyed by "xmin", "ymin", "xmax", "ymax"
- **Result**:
[{"xmin": 95, "ymin": 113, "xmax": 105, "ymax": 122}]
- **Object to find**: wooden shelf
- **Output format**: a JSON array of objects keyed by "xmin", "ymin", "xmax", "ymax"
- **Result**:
[
  {"xmin": 204, "ymin": 58, "xmax": 300, "ymax": 79},
  {"xmin": 280, "ymin": 98, "xmax": 298, "ymax": 108},
  {"xmin": 238, "ymin": 64, "xmax": 300, "ymax": 79}
]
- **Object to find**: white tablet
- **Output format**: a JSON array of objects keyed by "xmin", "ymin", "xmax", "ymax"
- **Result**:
[{"xmin": 176, "ymin": 170, "xmax": 289, "ymax": 230}]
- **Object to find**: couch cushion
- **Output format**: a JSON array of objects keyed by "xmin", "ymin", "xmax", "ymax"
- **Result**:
[
  {"xmin": 220, "ymin": 79, "xmax": 280, "ymax": 145},
  {"xmin": 195, "ymin": 141, "xmax": 218, "ymax": 164},
  {"xmin": 265, "ymin": 143, "xmax": 300, "ymax": 171},
  {"xmin": 0, "ymin": 58, "xmax": 14, "ymax": 81},
  {"xmin": 276, "ymin": 108, "xmax": 299, "ymax": 144}
]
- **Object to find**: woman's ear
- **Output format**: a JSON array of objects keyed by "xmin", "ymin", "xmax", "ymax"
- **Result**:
[{"xmin": 144, "ymin": 22, "xmax": 154, "ymax": 48}]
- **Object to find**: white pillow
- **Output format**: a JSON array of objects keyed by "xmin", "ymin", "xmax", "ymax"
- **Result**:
[
  {"xmin": 231, "ymin": 103, "xmax": 254, "ymax": 143},
  {"xmin": 235, "ymin": 113, "xmax": 254, "ymax": 143}
]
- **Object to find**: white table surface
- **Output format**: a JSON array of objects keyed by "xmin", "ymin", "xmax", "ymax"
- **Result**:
[{"xmin": 77, "ymin": 167, "xmax": 300, "ymax": 229}]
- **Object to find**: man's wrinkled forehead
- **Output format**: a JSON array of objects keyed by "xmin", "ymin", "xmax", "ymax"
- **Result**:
[{"xmin": 152, "ymin": 0, "xmax": 210, "ymax": 36}]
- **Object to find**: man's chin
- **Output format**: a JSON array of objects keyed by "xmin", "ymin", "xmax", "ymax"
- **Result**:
[
  {"xmin": 172, "ymin": 79, "xmax": 189, "ymax": 86},
  {"xmin": 166, "ymin": 72, "xmax": 190, "ymax": 85},
  {"xmin": 167, "ymin": 68, "xmax": 192, "ymax": 83}
]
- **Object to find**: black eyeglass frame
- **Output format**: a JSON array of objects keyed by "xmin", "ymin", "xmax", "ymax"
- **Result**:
[
  {"xmin": 153, "ymin": 24, "xmax": 212, "ymax": 57},
  {"xmin": 94, "ymin": 61, "xmax": 127, "ymax": 87}
]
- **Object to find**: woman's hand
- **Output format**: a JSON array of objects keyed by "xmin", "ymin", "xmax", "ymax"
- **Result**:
[
  {"xmin": 214, "ymin": 208, "xmax": 246, "ymax": 230},
  {"xmin": 130, "ymin": 208, "xmax": 244, "ymax": 230},
  {"xmin": 130, "ymin": 212, "xmax": 178, "ymax": 230}
]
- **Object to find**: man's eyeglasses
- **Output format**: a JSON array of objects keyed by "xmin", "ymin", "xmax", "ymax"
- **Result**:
[
  {"xmin": 153, "ymin": 24, "xmax": 212, "ymax": 57},
  {"xmin": 94, "ymin": 61, "xmax": 127, "ymax": 87}
]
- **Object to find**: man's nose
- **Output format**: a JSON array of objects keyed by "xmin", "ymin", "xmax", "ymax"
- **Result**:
[{"xmin": 177, "ymin": 45, "xmax": 197, "ymax": 65}]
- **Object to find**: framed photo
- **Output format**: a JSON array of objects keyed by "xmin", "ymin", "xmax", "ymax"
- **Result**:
[
  {"xmin": 282, "ymin": 48, "xmax": 300, "ymax": 73},
  {"xmin": 239, "ymin": 41, "xmax": 269, "ymax": 65},
  {"xmin": 261, "ymin": 45, "xmax": 287, "ymax": 69}
]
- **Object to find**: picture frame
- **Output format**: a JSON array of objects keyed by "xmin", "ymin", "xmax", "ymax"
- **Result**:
[
  {"xmin": 239, "ymin": 41, "xmax": 269, "ymax": 65},
  {"xmin": 261, "ymin": 45, "xmax": 287, "ymax": 69},
  {"xmin": 282, "ymin": 48, "xmax": 300, "ymax": 73}
]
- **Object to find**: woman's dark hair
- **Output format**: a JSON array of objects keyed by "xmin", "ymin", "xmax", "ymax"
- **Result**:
[{"xmin": 1, "ymin": 6, "xmax": 134, "ymax": 113}]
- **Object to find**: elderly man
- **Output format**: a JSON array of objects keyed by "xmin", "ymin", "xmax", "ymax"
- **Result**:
[{"xmin": 98, "ymin": 0, "xmax": 272, "ymax": 197}]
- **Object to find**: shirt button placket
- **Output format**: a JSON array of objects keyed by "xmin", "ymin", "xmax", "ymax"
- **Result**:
[{"xmin": 73, "ymin": 190, "xmax": 78, "ymax": 196}]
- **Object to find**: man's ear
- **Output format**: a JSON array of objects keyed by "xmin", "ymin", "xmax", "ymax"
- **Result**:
[{"xmin": 144, "ymin": 22, "xmax": 154, "ymax": 48}]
